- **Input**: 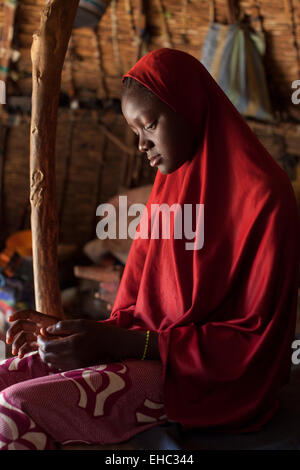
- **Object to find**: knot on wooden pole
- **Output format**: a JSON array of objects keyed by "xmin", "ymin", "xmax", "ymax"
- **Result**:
[
  {"xmin": 30, "ymin": 169, "xmax": 45, "ymax": 208},
  {"xmin": 43, "ymin": 3, "xmax": 53, "ymax": 19}
]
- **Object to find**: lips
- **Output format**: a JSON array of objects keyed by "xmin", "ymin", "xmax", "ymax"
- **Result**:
[{"xmin": 148, "ymin": 154, "xmax": 161, "ymax": 167}]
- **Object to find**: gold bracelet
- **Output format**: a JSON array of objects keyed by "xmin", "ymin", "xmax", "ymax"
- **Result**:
[{"xmin": 141, "ymin": 330, "xmax": 150, "ymax": 361}]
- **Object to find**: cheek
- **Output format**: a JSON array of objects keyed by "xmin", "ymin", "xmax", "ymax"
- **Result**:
[
  {"xmin": 163, "ymin": 133, "xmax": 187, "ymax": 163},
  {"xmin": 157, "ymin": 126, "xmax": 179, "ymax": 157},
  {"xmin": 156, "ymin": 119, "xmax": 193, "ymax": 167}
]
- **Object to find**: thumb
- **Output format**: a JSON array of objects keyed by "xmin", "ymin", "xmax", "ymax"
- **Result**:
[{"xmin": 46, "ymin": 320, "xmax": 83, "ymax": 336}]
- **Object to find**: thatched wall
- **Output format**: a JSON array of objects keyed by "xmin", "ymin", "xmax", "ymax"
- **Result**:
[
  {"xmin": 0, "ymin": 108, "xmax": 156, "ymax": 246},
  {"xmin": 1, "ymin": 0, "xmax": 299, "ymax": 116},
  {"xmin": 0, "ymin": 0, "xmax": 300, "ymax": 248}
]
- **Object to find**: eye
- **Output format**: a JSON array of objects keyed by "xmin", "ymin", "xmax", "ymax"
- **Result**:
[{"xmin": 145, "ymin": 120, "xmax": 157, "ymax": 131}]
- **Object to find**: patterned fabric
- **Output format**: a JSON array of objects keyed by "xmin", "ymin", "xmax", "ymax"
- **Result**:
[
  {"xmin": 0, "ymin": 352, "xmax": 165, "ymax": 450},
  {"xmin": 201, "ymin": 22, "xmax": 274, "ymax": 123}
]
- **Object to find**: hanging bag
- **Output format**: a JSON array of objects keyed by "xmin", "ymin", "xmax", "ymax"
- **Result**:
[
  {"xmin": 0, "ymin": 0, "xmax": 18, "ymax": 83},
  {"xmin": 73, "ymin": 0, "xmax": 111, "ymax": 28},
  {"xmin": 201, "ymin": 0, "xmax": 274, "ymax": 123}
]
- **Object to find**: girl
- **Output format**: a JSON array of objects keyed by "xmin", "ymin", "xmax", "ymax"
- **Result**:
[{"xmin": 1, "ymin": 48, "xmax": 299, "ymax": 450}]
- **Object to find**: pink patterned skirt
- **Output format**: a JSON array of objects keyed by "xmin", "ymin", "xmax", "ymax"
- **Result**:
[{"xmin": 0, "ymin": 352, "xmax": 166, "ymax": 450}]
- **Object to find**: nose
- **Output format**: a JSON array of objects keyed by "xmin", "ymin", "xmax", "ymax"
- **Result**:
[{"xmin": 138, "ymin": 133, "xmax": 153, "ymax": 153}]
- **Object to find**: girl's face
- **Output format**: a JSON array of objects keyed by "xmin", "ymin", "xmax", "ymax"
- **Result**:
[{"xmin": 121, "ymin": 86, "xmax": 198, "ymax": 175}]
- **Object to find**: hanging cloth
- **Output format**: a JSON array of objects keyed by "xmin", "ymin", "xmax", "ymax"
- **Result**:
[
  {"xmin": 201, "ymin": 0, "xmax": 274, "ymax": 123},
  {"xmin": 73, "ymin": 0, "xmax": 111, "ymax": 28},
  {"xmin": 0, "ymin": 0, "xmax": 18, "ymax": 82}
]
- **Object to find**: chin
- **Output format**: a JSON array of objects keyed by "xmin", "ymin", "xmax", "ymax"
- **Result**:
[
  {"xmin": 159, "ymin": 162, "xmax": 183, "ymax": 175},
  {"xmin": 158, "ymin": 165, "xmax": 170, "ymax": 175}
]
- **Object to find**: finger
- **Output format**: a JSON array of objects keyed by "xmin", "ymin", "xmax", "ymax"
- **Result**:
[
  {"xmin": 39, "ymin": 327, "xmax": 69, "ymax": 338},
  {"xmin": 46, "ymin": 320, "xmax": 85, "ymax": 336},
  {"xmin": 8, "ymin": 310, "xmax": 45, "ymax": 323},
  {"xmin": 6, "ymin": 320, "xmax": 37, "ymax": 344},
  {"xmin": 8, "ymin": 310, "xmax": 58, "ymax": 326},
  {"xmin": 12, "ymin": 331, "xmax": 36, "ymax": 355},
  {"xmin": 39, "ymin": 327, "xmax": 59, "ymax": 337},
  {"xmin": 38, "ymin": 347, "xmax": 49, "ymax": 364},
  {"xmin": 18, "ymin": 341, "xmax": 38, "ymax": 359},
  {"xmin": 38, "ymin": 348, "xmax": 67, "ymax": 370},
  {"xmin": 37, "ymin": 333, "xmax": 79, "ymax": 354}
]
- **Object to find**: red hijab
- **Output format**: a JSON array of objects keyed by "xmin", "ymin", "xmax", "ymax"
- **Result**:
[{"xmin": 107, "ymin": 48, "xmax": 300, "ymax": 432}]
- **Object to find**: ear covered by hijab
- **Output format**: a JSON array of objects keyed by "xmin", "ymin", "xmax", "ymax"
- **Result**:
[{"xmin": 105, "ymin": 48, "xmax": 300, "ymax": 432}]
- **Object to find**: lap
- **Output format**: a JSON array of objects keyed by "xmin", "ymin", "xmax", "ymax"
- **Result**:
[
  {"xmin": 0, "ymin": 352, "xmax": 166, "ymax": 446},
  {"xmin": 0, "ymin": 351, "xmax": 51, "ymax": 390}
]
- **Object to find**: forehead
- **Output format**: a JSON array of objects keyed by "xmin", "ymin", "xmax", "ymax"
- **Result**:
[{"xmin": 121, "ymin": 87, "xmax": 165, "ymax": 123}]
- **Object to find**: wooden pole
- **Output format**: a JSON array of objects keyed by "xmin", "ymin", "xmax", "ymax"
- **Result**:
[{"xmin": 30, "ymin": 0, "xmax": 80, "ymax": 318}]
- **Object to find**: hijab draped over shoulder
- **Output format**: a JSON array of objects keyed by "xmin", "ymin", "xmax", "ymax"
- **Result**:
[{"xmin": 105, "ymin": 48, "xmax": 300, "ymax": 432}]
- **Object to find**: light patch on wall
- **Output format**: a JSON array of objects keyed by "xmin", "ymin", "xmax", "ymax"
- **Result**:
[
  {"xmin": 0, "ymin": 80, "xmax": 6, "ymax": 105},
  {"xmin": 0, "ymin": 340, "xmax": 5, "ymax": 361}
]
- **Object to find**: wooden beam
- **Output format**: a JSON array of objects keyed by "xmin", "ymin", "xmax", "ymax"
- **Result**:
[{"xmin": 30, "ymin": 0, "xmax": 80, "ymax": 318}]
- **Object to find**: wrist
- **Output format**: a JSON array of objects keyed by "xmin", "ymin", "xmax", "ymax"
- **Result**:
[
  {"xmin": 141, "ymin": 330, "xmax": 150, "ymax": 360},
  {"xmin": 114, "ymin": 328, "xmax": 160, "ymax": 361},
  {"xmin": 112, "ymin": 327, "xmax": 144, "ymax": 361},
  {"xmin": 147, "ymin": 330, "xmax": 160, "ymax": 360},
  {"xmin": 128, "ymin": 329, "xmax": 160, "ymax": 361}
]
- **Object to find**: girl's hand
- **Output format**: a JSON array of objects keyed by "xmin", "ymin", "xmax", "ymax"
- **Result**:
[
  {"xmin": 37, "ymin": 319, "xmax": 127, "ymax": 371},
  {"xmin": 6, "ymin": 310, "xmax": 59, "ymax": 358},
  {"xmin": 37, "ymin": 320, "xmax": 160, "ymax": 371}
]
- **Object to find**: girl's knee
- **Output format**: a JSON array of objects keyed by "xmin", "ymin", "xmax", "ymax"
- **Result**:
[
  {"xmin": 0, "ymin": 382, "xmax": 28, "ymax": 410},
  {"xmin": 0, "ymin": 387, "xmax": 53, "ymax": 450}
]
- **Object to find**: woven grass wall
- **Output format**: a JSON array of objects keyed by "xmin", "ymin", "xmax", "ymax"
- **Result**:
[
  {"xmin": 2, "ymin": 0, "xmax": 299, "ymax": 117},
  {"xmin": 0, "ymin": 108, "xmax": 156, "ymax": 247},
  {"xmin": 0, "ymin": 0, "xmax": 300, "ymax": 248}
]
